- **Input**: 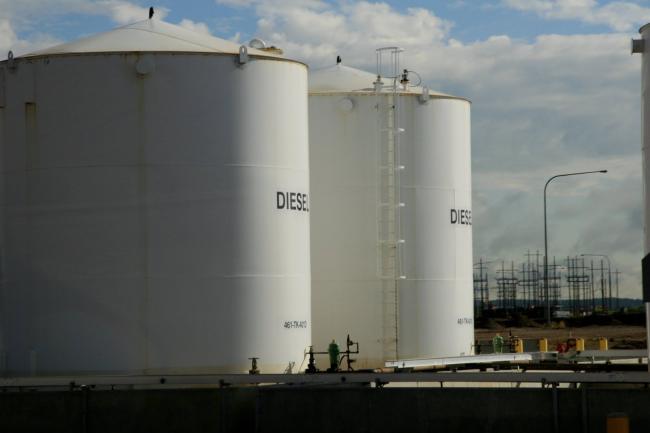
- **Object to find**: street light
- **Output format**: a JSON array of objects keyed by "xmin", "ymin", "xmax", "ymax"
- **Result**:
[
  {"xmin": 580, "ymin": 254, "xmax": 612, "ymax": 312},
  {"xmin": 544, "ymin": 170, "xmax": 607, "ymax": 325}
]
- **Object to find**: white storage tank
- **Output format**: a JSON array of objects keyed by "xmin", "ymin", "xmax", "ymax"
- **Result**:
[
  {"xmin": 633, "ymin": 24, "xmax": 650, "ymax": 355},
  {"xmin": 634, "ymin": 26, "xmax": 650, "ymax": 259},
  {"xmin": 309, "ymin": 59, "xmax": 473, "ymax": 368},
  {"xmin": 0, "ymin": 19, "xmax": 311, "ymax": 375}
]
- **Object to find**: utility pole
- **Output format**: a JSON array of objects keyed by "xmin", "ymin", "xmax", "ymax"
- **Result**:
[
  {"xmin": 590, "ymin": 260, "xmax": 595, "ymax": 312},
  {"xmin": 602, "ymin": 257, "xmax": 612, "ymax": 311},
  {"xmin": 600, "ymin": 259, "xmax": 606, "ymax": 312},
  {"xmin": 614, "ymin": 269, "xmax": 621, "ymax": 310},
  {"xmin": 581, "ymin": 254, "xmax": 612, "ymax": 313}
]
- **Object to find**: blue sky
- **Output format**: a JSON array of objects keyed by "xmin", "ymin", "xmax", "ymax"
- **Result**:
[
  {"xmin": 7, "ymin": 1, "xmax": 647, "ymax": 47},
  {"xmin": 1, "ymin": 0, "xmax": 650, "ymax": 298},
  {"xmin": 10, "ymin": 0, "xmax": 650, "ymax": 42}
]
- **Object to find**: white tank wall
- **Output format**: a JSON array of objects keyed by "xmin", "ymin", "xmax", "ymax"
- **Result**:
[
  {"xmin": 634, "ymin": 25, "xmax": 650, "ymax": 370},
  {"xmin": 309, "ymin": 95, "xmax": 386, "ymax": 368},
  {"xmin": 0, "ymin": 53, "xmax": 310, "ymax": 375},
  {"xmin": 398, "ymin": 97, "xmax": 474, "ymax": 359},
  {"xmin": 640, "ymin": 26, "xmax": 650, "ymax": 256},
  {"xmin": 309, "ymin": 89, "xmax": 474, "ymax": 367}
]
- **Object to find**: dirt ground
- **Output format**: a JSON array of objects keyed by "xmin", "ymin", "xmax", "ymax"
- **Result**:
[{"xmin": 475, "ymin": 325, "xmax": 647, "ymax": 350}]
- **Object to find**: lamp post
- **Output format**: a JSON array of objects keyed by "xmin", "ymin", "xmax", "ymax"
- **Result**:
[
  {"xmin": 580, "ymin": 254, "xmax": 612, "ymax": 312},
  {"xmin": 544, "ymin": 170, "xmax": 607, "ymax": 325}
]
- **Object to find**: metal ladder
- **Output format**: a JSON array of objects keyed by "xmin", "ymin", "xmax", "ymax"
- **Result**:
[{"xmin": 375, "ymin": 47, "xmax": 406, "ymax": 361}]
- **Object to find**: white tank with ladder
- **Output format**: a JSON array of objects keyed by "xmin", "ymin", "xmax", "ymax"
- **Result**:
[{"xmin": 309, "ymin": 49, "xmax": 474, "ymax": 368}]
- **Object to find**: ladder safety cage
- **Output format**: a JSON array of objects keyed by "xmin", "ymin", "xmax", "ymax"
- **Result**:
[{"xmin": 375, "ymin": 46, "xmax": 406, "ymax": 360}]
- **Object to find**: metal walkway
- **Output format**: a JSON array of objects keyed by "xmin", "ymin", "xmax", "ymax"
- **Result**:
[{"xmin": 2, "ymin": 370, "xmax": 650, "ymax": 390}]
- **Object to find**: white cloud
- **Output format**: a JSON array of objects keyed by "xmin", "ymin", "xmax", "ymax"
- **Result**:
[
  {"xmin": 215, "ymin": 0, "xmax": 256, "ymax": 6},
  {"xmin": 0, "ymin": 1, "xmax": 169, "ymax": 27},
  {"xmin": 503, "ymin": 0, "xmax": 650, "ymax": 31},
  {"xmin": 0, "ymin": 1, "xmax": 170, "ymax": 55},
  {"xmin": 97, "ymin": 1, "xmax": 169, "ymax": 25},
  {"xmin": 249, "ymin": 1, "xmax": 452, "ymax": 67},
  {"xmin": 216, "ymin": 0, "xmax": 328, "ymax": 13},
  {"xmin": 448, "ymin": 33, "xmax": 642, "ymax": 296},
  {"xmin": 228, "ymin": 0, "xmax": 642, "ymax": 296},
  {"xmin": 178, "ymin": 18, "xmax": 212, "ymax": 35},
  {"xmin": 2, "ymin": 0, "xmax": 643, "ymax": 296},
  {"xmin": 0, "ymin": 18, "xmax": 62, "ymax": 56}
]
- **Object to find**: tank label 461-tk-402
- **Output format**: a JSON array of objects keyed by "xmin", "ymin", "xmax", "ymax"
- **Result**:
[{"xmin": 283, "ymin": 320, "xmax": 308, "ymax": 329}]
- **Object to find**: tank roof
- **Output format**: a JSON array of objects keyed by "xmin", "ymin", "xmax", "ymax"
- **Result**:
[
  {"xmin": 21, "ymin": 19, "xmax": 284, "ymax": 59},
  {"xmin": 641, "ymin": 23, "xmax": 650, "ymax": 34},
  {"xmin": 309, "ymin": 63, "xmax": 378, "ymax": 92},
  {"xmin": 309, "ymin": 62, "xmax": 467, "ymax": 101}
]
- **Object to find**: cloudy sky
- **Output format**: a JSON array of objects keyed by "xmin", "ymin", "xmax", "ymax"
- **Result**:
[{"xmin": 1, "ymin": 0, "xmax": 648, "ymax": 298}]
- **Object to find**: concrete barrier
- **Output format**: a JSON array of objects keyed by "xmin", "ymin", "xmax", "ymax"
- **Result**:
[{"xmin": 1, "ymin": 386, "xmax": 649, "ymax": 433}]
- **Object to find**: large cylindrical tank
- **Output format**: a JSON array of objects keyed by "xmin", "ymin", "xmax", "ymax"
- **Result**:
[
  {"xmin": 636, "ymin": 26, "xmax": 650, "ymax": 257},
  {"xmin": 634, "ymin": 24, "xmax": 650, "ymax": 363},
  {"xmin": 309, "ymin": 63, "xmax": 473, "ymax": 368},
  {"xmin": 0, "ymin": 19, "xmax": 311, "ymax": 375}
]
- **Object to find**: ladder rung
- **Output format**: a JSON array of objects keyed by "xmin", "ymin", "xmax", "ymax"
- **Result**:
[{"xmin": 378, "ymin": 239, "xmax": 405, "ymax": 245}]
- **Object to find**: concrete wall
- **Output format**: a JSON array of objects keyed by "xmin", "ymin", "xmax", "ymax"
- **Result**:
[
  {"xmin": 0, "ymin": 388, "xmax": 257, "ymax": 433},
  {"xmin": 1, "ymin": 386, "xmax": 648, "ymax": 433}
]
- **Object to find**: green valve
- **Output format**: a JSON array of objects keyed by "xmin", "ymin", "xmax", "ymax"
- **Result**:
[
  {"xmin": 328, "ymin": 339, "xmax": 340, "ymax": 371},
  {"xmin": 492, "ymin": 334, "xmax": 504, "ymax": 354}
]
